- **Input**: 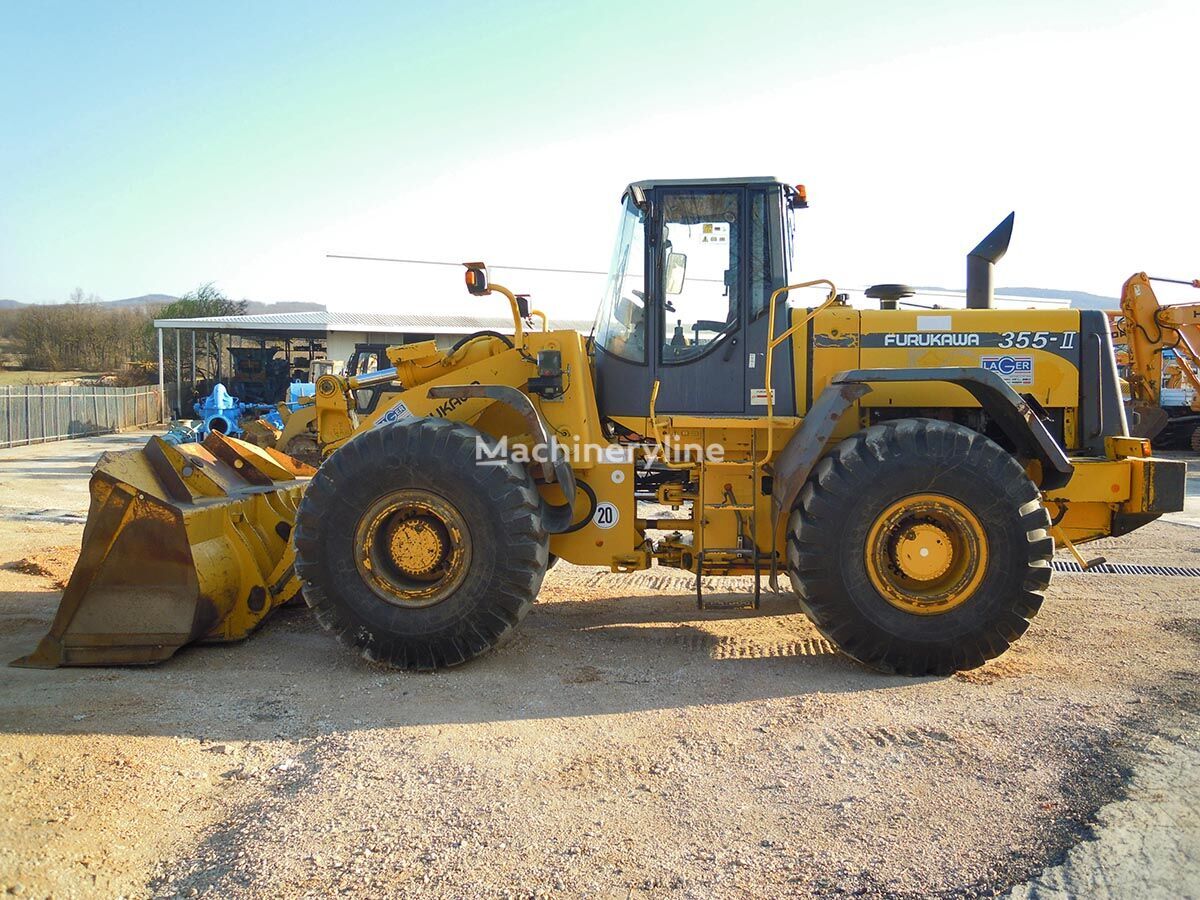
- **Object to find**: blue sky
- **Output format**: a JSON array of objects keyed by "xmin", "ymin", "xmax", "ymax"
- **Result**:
[{"xmin": 2, "ymin": 0, "xmax": 1197, "ymax": 314}]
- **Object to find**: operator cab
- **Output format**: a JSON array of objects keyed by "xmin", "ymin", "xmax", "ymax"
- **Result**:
[
  {"xmin": 345, "ymin": 343, "xmax": 390, "ymax": 412},
  {"xmin": 592, "ymin": 177, "xmax": 805, "ymax": 417}
]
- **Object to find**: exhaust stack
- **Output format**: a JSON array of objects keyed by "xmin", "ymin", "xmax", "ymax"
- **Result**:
[{"xmin": 966, "ymin": 212, "xmax": 1015, "ymax": 309}]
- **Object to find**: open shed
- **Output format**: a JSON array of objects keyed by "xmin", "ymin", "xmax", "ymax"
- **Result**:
[{"xmin": 151, "ymin": 310, "xmax": 594, "ymax": 418}]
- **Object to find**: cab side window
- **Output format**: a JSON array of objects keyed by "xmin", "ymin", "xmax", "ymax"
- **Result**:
[
  {"xmin": 659, "ymin": 191, "xmax": 739, "ymax": 364},
  {"xmin": 749, "ymin": 191, "xmax": 769, "ymax": 318}
]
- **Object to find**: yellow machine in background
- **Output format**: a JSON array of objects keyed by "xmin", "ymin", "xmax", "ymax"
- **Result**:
[
  {"xmin": 17, "ymin": 178, "xmax": 1186, "ymax": 677},
  {"xmin": 1108, "ymin": 272, "xmax": 1200, "ymax": 448}
]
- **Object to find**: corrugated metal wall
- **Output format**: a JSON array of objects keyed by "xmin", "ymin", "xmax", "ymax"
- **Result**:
[{"xmin": 0, "ymin": 385, "xmax": 163, "ymax": 449}]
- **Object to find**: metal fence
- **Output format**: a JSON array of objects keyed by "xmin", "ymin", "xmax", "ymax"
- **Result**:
[{"xmin": 0, "ymin": 384, "xmax": 163, "ymax": 449}]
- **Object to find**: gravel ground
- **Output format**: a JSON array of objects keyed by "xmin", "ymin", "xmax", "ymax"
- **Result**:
[{"xmin": 0, "ymin": 434, "xmax": 1197, "ymax": 898}]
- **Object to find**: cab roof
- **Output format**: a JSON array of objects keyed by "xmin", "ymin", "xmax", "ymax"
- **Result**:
[{"xmin": 626, "ymin": 176, "xmax": 784, "ymax": 194}]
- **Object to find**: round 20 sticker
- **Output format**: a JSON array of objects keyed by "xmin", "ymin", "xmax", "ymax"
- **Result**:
[{"xmin": 593, "ymin": 501, "xmax": 619, "ymax": 529}]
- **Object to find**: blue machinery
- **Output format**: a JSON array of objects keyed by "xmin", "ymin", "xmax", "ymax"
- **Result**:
[{"xmin": 164, "ymin": 382, "xmax": 315, "ymax": 445}]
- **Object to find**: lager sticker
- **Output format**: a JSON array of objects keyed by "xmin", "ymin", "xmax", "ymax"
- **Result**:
[
  {"xmin": 981, "ymin": 355, "xmax": 1034, "ymax": 385},
  {"xmin": 375, "ymin": 400, "xmax": 415, "ymax": 427}
]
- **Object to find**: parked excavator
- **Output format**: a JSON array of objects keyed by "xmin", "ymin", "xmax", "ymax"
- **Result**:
[
  {"xmin": 15, "ymin": 177, "xmax": 1186, "ymax": 676},
  {"xmin": 1108, "ymin": 272, "xmax": 1200, "ymax": 448}
]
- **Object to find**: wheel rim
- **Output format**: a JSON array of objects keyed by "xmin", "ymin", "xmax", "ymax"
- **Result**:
[
  {"xmin": 864, "ymin": 493, "xmax": 988, "ymax": 616},
  {"xmin": 354, "ymin": 489, "xmax": 471, "ymax": 608}
]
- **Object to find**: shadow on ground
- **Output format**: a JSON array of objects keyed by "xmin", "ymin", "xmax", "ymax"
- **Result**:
[{"xmin": 0, "ymin": 581, "xmax": 908, "ymax": 740}]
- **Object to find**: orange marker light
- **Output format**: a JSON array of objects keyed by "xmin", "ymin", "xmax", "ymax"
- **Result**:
[
  {"xmin": 788, "ymin": 184, "xmax": 809, "ymax": 209},
  {"xmin": 462, "ymin": 261, "xmax": 490, "ymax": 295}
]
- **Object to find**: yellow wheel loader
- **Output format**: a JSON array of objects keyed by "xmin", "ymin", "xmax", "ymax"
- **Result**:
[{"xmin": 16, "ymin": 177, "xmax": 1186, "ymax": 676}]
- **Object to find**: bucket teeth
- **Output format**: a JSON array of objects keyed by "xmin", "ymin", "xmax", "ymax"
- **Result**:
[{"xmin": 11, "ymin": 434, "xmax": 312, "ymax": 668}]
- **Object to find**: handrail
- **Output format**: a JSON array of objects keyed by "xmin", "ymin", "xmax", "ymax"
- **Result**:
[
  {"xmin": 648, "ymin": 379, "xmax": 693, "ymax": 470},
  {"xmin": 758, "ymin": 279, "xmax": 840, "ymax": 465},
  {"xmin": 530, "ymin": 309, "xmax": 548, "ymax": 332},
  {"xmin": 486, "ymin": 282, "xmax": 525, "ymax": 347}
]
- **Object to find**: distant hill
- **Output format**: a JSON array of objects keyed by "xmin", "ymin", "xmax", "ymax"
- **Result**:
[
  {"xmin": 0, "ymin": 296, "xmax": 326, "ymax": 314},
  {"xmin": 111, "ymin": 295, "xmax": 327, "ymax": 314},
  {"xmin": 997, "ymin": 287, "xmax": 1119, "ymax": 311},
  {"xmin": 915, "ymin": 286, "xmax": 1119, "ymax": 310},
  {"xmin": 106, "ymin": 293, "xmax": 178, "ymax": 307}
]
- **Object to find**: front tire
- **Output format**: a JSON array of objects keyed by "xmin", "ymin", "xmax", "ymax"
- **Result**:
[
  {"xmin": 294, "ymin": 418, "xmax": 548, "ymax": 669},
  {"xmin": 786, "ymin": 419, "xmax": 1053, "ymax": 676}
]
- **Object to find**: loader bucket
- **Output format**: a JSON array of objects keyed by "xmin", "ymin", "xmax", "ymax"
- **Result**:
[
  {"xmin": 1127, "ymin": 402, "xmax": 1169, "ymax": 442},
  {"xmin": 11, "ymin": 432, "xmax": 314, "ymax": 668}
]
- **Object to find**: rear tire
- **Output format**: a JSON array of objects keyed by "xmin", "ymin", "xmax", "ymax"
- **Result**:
[
  {"xmin": 294, "ymin": 418, "xmax": 548, "ymax": 669},
  {"xmin": 1190, "ymin": 425, "xmax": 1200, "ymax": 453},
  {"xmin": 786, "ymin": 419, "xmax": 1052, "ymax": 676}
]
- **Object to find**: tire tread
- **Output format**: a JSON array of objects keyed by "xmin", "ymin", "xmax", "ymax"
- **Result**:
[
  {"xmin": 786, "ymin": 419, "xmax": 1052, "ymax": 676},
  {"xmin": 293, "ymin": 418, "xmax": 547, "ymax": 670}
]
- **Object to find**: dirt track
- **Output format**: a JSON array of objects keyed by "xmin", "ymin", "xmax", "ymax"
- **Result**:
[{"xmin": 0, "ymin": 434, "xmax": 1198, "ymax": 898}]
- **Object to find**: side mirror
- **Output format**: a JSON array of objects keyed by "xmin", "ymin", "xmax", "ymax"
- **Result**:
[
  {"xmin": 665, "ymin": 251, "xmax": 687, "ymax": 295},
  {"xmin": 463, "ymin": 261, "xmax": 490, "ymax": 296}
]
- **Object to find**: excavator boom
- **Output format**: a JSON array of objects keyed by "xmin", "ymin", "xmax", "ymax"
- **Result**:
[{"xmin": 1116, "ymin": 272, "xmax": 1200, "ymax": 441}]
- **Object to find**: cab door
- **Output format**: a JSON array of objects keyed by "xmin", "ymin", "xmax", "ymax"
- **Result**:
[{"xmin": 650, "ymin": 187, "xmax": 746, "ymax": 414}]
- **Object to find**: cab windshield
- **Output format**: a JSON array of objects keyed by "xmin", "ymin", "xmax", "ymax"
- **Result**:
[{"xmin": 593, "ymin": 195, "xmax": 646, "ymax": 362}]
